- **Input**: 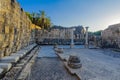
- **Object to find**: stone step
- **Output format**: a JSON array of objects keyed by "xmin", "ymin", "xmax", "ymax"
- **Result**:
[
  {"xmin": 0, "ymin": 63, "xmax": 12, "ymax": 71},
  {"xmin": 0, "ymin": 56, "xmax": 20, "ymax": 63}
]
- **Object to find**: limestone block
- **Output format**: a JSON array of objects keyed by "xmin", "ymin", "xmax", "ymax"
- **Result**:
[
  {"xmin": 0, "ymin": 50, "xmax": 4, "ymax": 58},
  {"xmin": 4, "ymin": 34, "xmax": 10, "ymax": 42},
  {"xmin": 2, "ymin": 42, "xmax": 9, "ymax": 48},
  {"xmin": 0, "ymin": 56, "xmax": 20, "ymax": 63},
  {"xmin": 0, "ymin": 63, "xmax": 12, "ymax": 71},
  {"xmin": 0, "ymin": 0, "xmax": 34, "ymax": 59},
  {"xmin": 17, "ymin": 50, "xmax": 27, "ymax": 56},
  {"xmin": 11, "ymin": 53, "xmax": 24, "ymax": 58},
  {"xmin": 0, "ymin": 34, "xmax": 5, "ymax": 42},
  {"xmin": 12, "ymin": 47, "xmax": 17, "ymax": 53},
  {"xmin": 0, "ymin": 68, "xmax": 3, "ymax": 74},
  {"xmin": 4, "ymin": 48, "xmax": 11, "ymax": 56},
  {"xmin": 5, "ymin": 26, "xmax": 9, "ymax": 34}
]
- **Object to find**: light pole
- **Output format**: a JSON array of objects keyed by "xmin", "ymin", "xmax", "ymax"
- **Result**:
[{"xmin": 85, "ymin": 27, "xmax": 89, "ymax": 48}]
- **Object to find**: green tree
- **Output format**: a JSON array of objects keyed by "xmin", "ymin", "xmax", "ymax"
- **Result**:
[
  {"xmin": 38, "ymin": 11, "xmax": 51, "ymax": 29},
  {"xmin": 25, "ymin": 12, "xmax": 32, "ymax": 21},
  {"xmin": 93, "ymin": 30, "xmax": 102, "ymax": 36},
  {"xmin": 26, "ymin": 11, "xmax": 51, "ymax": 30}
]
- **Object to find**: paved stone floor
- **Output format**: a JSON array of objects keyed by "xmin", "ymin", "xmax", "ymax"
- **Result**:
[
  {"xmin": 29, "ymin": 46, "xmax": 78, "ymax": 80},
  {"xmin": 38, "ymin": 46, "xmax": 57, "ymax": 58},
  {"xmin": 59, "ymin": 48, "xmax": 120, "ymax": 80}
]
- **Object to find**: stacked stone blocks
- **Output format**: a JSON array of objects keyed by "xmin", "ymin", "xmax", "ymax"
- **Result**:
[
  {"xmin": 102, "ymin": 23, "xmax": 120, "ymax": 48},
  {"xmin": 0, "ymin": 0, "xmax": 34, "ymax": 58}
]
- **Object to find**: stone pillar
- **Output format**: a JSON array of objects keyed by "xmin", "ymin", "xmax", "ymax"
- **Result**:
[
  {"xmin": 85, "ymin": 27, "xmax": 89, "ymax": 48},
  {"xmin": 70, "ymin": 28, "xmax": 75, "ymax": 48}
]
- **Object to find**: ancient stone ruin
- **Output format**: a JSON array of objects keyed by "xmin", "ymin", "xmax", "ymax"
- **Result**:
[
  {"xmin": 0, "ymin": 0, "xmax": 35, "ymax": 58},
  {"xmin": 102, "ymin": 23, "xmax": 120, "ymax": 48},
  {"xmin": 68, "ymin": 55, "xmax": 82, "ymax": 69}
]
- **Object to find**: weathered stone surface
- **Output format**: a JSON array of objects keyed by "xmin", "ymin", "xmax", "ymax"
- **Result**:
[
  {"xmin": 55, "ymin": 48, "xmax": 64, "ymax": 53},
  {"xmin": 0, "ymin": 0, "xmax": 36, "ymax": 58},
  {"xmin": 58, "ymin": 48, "xmax": 120, "ymax": 80},
  {"xmin": 17, "ymin": 51, "xmax": 27, "ymax": 56},
  {"xmin": 0, "ymin": 56, "xmax": 20, "ymax": 63},
  {"xmin": 29, "ymin": 58, "xmax": 78, "ymax": 80},
  {"xmin": 11, "ymin": 53, "xmax": 24, "ymax": 58},
  {"xmin": 0, "ymin": 68, "xmax": 3, "ymax": 74},
  {"xmin": 68, "ymin": 55, "xmax": 82, "ymax": 69},
  {"xmin": 0, "ymin": 63, "xmax": 12, "ymax": 71},
  {"xmin": 102, "ymin": 23, "xmax": 120, "ymax": 48}
]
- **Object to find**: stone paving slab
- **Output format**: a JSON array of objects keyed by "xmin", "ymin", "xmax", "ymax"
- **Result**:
[
  {"xmin": 0, "ymin": 63, "xmax": 12, "ymax": 71},
  {"xmin": 38, "ymin": 46, "xmax": 57, "ymax": 58},
  {"xmin": 64, "ymin": 62, "xmax": 79, "ymax": 75},
  {"xmin": 29, "ymin": 58, "xmax": 78, "ymax": 80},
  {"xmin": 57, "ymin": 48, "xmax": 120, "ymax": 80}
]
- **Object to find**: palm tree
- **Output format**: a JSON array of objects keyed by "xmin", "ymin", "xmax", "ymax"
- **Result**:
[
  {"xmin": 39, "ymin": 11, "xmax": 46, "ymax": 29},
  {"xmin": 38, "ymin": 11, "xmax": 51, "ymax": 30},
  {"xmin": 45, "ymin": 17, "xmax": 51, "ymax": 29},
  {"xmin": 31, "ymin": 12, "xmax": 36, "ymax": 23},
  {"xmin": 26, "ymin": 11, "xmax": 51, "ymax": 30}
]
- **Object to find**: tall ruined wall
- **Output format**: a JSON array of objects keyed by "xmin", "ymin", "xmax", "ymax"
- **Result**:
[
  {"xmin": 102, "ymin": 23, "xmax": 120, "ymax": 48},
  {"xmin": 0, "ymin": 0, "xmax": 33, "ymax": 58}
]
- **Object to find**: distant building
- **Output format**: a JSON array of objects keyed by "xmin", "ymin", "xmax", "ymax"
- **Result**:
[{"xmin": 36, "ymin": 25, "xmax": 85, "ymax": 44}]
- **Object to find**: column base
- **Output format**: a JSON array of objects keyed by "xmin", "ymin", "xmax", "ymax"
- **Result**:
[
  {"xmin": 85, "ymin": 44, "xmax": 89, "ymax": 48},
  {"xmin": 70, "ymin": 43, "xmax": 74, "ymax": 48}
]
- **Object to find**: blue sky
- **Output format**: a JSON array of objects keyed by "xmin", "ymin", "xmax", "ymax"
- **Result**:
[{"xmin": 17, "ymin": 0, "xmax": 120, "ymax": 31}]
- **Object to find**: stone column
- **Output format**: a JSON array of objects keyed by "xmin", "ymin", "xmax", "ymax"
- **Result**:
[
  {"xmin": 70, "ymin": 28, "xmax": 75, "ymax": 48},
  {"xmin": 85, "ymin": 27, "xmax": 89, "ymax": 48}
]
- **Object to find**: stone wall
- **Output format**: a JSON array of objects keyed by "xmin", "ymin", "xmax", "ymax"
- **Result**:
[
  {"xmin": 102, "ymin": 23, "xmax": 120, "ymax": 48},
  {"xmin": 0, "ymin": 0, "xmax": 34, "ymax": 58},
  {"xmin": 36, "ymin": 26, "xmax": 85, "ymax": 41}
]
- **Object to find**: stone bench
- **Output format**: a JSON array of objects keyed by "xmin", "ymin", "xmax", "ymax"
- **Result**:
[
  {"xmin": 24, "ymin": 45, "xmax": 35, "ymax": 50},
  {"xmin": 0, "ymin": 68, "xmax": 3, "ymax": 74},
  {"xmin": 17, "ymin": 50, "xmax": 28, "ymax": 56},
  {"xmin": 0, "ymin": 63, "xmax": 12, "ymax": 71},
  {"xmin": 11, "ymin": 53, "xmax": 24, "ymax": 58},
  {"xmin": 0, "ymin": 56, "xmax": 20, "ymax": 63}
]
